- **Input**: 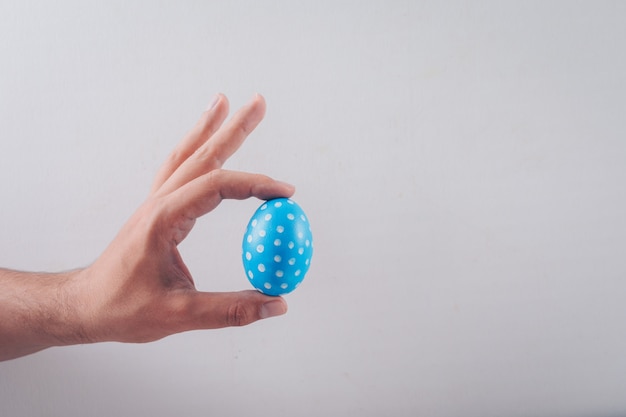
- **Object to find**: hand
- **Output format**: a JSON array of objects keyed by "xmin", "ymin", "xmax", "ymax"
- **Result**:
[{"xmin": 68, "ymin": 93, "xmax": 293, "ymax": 344}]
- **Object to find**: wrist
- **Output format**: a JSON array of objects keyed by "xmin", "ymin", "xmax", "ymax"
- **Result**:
[
  {"xmin": 46, "ymin": 269, "xmax": 96, "ymax": 346},
  {"xmin": 0, "ymin": 268, "xmax": 95, "ymax": 361}
]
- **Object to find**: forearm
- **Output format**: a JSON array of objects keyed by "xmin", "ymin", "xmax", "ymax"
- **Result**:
[{"xmin": 0, "ymin": 268, "xmax": 88, "ymax": 361}]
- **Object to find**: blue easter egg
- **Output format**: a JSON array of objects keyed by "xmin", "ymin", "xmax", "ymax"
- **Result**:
[{"xmin": 242, "ymin": 198, "xmax": 313, "ymax": 296}]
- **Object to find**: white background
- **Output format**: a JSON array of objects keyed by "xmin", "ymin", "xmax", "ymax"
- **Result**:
[{"xmin": 1, "ymin": 1, "xmax": 626, "ymax": 416}]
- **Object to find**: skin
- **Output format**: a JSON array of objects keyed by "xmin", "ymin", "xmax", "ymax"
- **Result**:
[{"xmin": 0, "ymin": 93, "xmax": 292, "ymax": 362}]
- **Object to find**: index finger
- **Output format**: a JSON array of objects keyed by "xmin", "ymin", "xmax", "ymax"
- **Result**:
[{"xmin": 163, "ymin": 169, "xmax": 295, "ymax": 224}]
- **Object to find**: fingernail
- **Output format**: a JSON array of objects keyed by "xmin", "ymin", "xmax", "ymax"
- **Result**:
[
  {"xmin": 277, "ymin": 180, "xmax": 296, "ymax": 192},
  {"xmin": 260, "ymin": 299, "xmax": 287, "ymax": 319},
  {"xmin": 276, "ymin": 180, "xmax": 295, "ymax": 188},
  {"xmin": 249, "ymin": 93, "xmax": 264, "ymax": 105},
  {"xmin": 206, "ymin": 94, "xmax": 220, "ymax": 111}
]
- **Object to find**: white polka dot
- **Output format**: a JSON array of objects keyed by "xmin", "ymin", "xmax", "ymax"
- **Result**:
[
  {"xmin": 256, "ymin": 244, "xmax": 264, "ymax": 253},
  {"xmin": 245, "ymin": 252, "xmax": 252, "ymax": 261},
  {"xmin": 264, "ymin": 214, "xmax": 272, "ymax": 221},
  {"xmin": 247, "ymin": 235, "xmax": 252, "ymax": 243},
  {"xmin": 301, "ymin": 215, "xmax": 307, "ymax": 222},
  {"xmin": 261, "ymin": 204, "xmax": 267, "ymax": 210},
  {"xmin": 276, "ymin": 225, "xmax": 285, "ymax": 233},
  {"xmin": 275, "ymin": 270, "xmax": 284, "ymax": 278},
  {"xmin": 287, "ymin": 213, "xmax": 295, "ymax": 220},
  {"xmin": 288, "ymin": 241, "xmax": 295, "ymax": 249},
  {"xmin": 305, "ymin": 258, "xmax": 310, "ymax": 265},
  {"xmin": 274, "ymin": 239, "xmax": 281, "ymax": 246},
  {"xmin": 298, "ymin": 248, "xmax": 304, "ymax": 255},
  {"xmin": 280, "ymin": 283, "xmax": 288, "ymax": 289},
  {"xmin": 274, "ymin": 255, "xmax": 282, "ymax": 262},
  {"xmin": 288, "ymin": 258, "xmax": 296, "ymax": 265},
  {"xmin": 297, "ymin": 232, "xmax": 303, "ymax": 239},
  {"xmin": 295, "ymin": 270, "xmax": 301, "ymax": 276},
  {"xmin": 259, "ymin": 230, "xmax": 266, "ymax": 237},
  {"xmin": 251, "ymin": 219, "xmax": 257, "ymax": 227},
  {"xmin": 287, "ymin": 200, "xmax": 294, "ymax": 205},
  {"xmin": 305, "ymin": 240, "xmax": 310, "ymax": 247},
  {"xmin": 248, "ymin": 271, "xmax": 254, "ymax": 279},
  {"xmin": 274, "ymin": 201, "xmax": 282, "ymax": 208},
  {"xmin": 258, "ymin": 263, "xmax": 266, "ymax": 272},
  {"xmin": 264, "ymin": 282, "xmax": 271, "ymax": 289}
]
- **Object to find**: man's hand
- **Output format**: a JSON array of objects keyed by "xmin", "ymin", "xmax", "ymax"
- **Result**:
[{"xmin": 0, "ymin": 94, "xmax": 293, "ymax": 360}]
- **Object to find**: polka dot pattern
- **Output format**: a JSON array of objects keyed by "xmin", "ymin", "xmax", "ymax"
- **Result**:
[{"xmin": 242, "ymin": 198, "xmax": 313, "ymax": 296}]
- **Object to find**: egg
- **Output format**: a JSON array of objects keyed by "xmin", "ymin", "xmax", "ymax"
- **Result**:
[{"xmin": 242, "ymin": 198, "xmax": 313, "ymax": 296}]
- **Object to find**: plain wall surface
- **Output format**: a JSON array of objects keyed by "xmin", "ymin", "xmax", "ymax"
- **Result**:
[{"xmin": 1, "ymin": 1, "xmax": 626, "ymax": 416}]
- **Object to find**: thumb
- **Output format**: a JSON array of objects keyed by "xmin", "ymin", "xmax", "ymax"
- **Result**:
[{"xmin": 181, "ymin": 290, "xmax": 288, "ymax": 329}]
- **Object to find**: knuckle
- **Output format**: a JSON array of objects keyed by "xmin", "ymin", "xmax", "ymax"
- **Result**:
[
  {"xmin": 226, "ymin": 302, "xmax": 253, "ymax": 327},
  {"xmin": 205, "ymin": 168, "xmax": 225, "ymax": 187},
  {"xmin": 167, "ymin": 148, "xmax": 185, "ymax": 166},
  {"xmin": 194, "ymin": 144, "xmax": 223, "ymax": 168},
  {"xmin": 237, "ymin": 120, "xmax": 252, "ymax": 136}
]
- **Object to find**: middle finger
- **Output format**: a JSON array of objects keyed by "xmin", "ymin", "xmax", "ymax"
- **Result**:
[{"xmin": 154, "ymin": 93, "xmax": 267, "ymax": 197}]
